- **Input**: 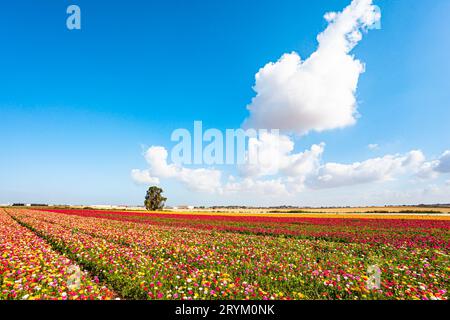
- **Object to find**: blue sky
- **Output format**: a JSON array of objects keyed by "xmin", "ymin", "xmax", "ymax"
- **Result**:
[{"xmin": 1, "ymin": 0, "xmax": 449, "ymax": 206}]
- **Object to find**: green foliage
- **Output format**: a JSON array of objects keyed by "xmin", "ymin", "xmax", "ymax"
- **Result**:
[{"xmin": 144, "ymin": 186, "xmax": 167, "ymax": 211}]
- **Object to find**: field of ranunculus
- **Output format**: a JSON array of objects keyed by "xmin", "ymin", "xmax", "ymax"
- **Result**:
[{"xmin": 1, "ymin": 208, "xmax": 449, "ymax": 300}]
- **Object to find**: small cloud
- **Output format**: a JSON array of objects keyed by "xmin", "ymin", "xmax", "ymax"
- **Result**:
[
  {"xmin": 132, "ymin": 146, "xmax": 222, "ymax": 193},
  {"xmin": 131, "ymin": 169, "xmax": 160, "ymax": 185},
  {"xmin": 367, "ymin": 143, "xmax": 378, "ymax": 150},
  {"xmin": 435, "ymin": 150, "xmax": 450, "ymax": 173},
  {"xmin": 224, "ymin": 178, "xmax": 289, "ymax": 196},
  {"xmin": 415, "ymin": 150, "xmax": 450, "ymax": 179},
  {"xmin": 308, "ymin": 150, "xmax": 424, "ymax": 189},
  {"xmin": 239, "ymin": 132, "xmax": 324, "ymax": 180}
]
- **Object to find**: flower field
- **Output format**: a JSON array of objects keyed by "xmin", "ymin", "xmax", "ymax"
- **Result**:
[
  {"xmin": 0, "ymin": 210, "xmax": 116, "ymax": 300},
  {"xmin": 1, "ymin": 208, "xmax": 449, "ymax": 300}
]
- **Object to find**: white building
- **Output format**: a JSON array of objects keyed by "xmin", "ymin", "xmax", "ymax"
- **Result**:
[
  {"xmin": 89, "ymin": 205, "xmax": 145, "ymax": 211},
  {"xmin": 171, "ymin": 205, "xmax": 195, "ymax": 210}
]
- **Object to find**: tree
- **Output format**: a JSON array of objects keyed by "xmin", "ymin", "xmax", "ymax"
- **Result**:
[{"xmin": 144, "ymin": 186, "xmax": 167, "ymax": 211}]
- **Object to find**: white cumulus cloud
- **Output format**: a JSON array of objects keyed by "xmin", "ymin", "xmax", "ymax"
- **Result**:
[
  {"xmin": 435, "ymin": 150, "xmax": 450, "ymax": 173},
  {"xmin": 240, "ymin": 132, "xmax": 324, "ymax": 179},
  {"xmin": 308, "ymin": 150, "xmax": 426, "ymax": 189},
  {"xmin": 132, "ymin": 143, "xmax": 450, "ymax": 197},
  {"xmin": 243, "ymin": 0, "xmax": 381, "ymax": 134},
  {"xmin": 131, "ymin": 169, "xmax": 160, "ymax": 185},
  {"xmin": 224, "ymin": 177, "xmax": 289, "ymax": 196},
  {"xmin": 415, "ymin": 150, "xmax": 450, "ymax": 179},
  {"xmin": 132, "ymin": 146, "xmax": 222, "ymax": 193}
]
